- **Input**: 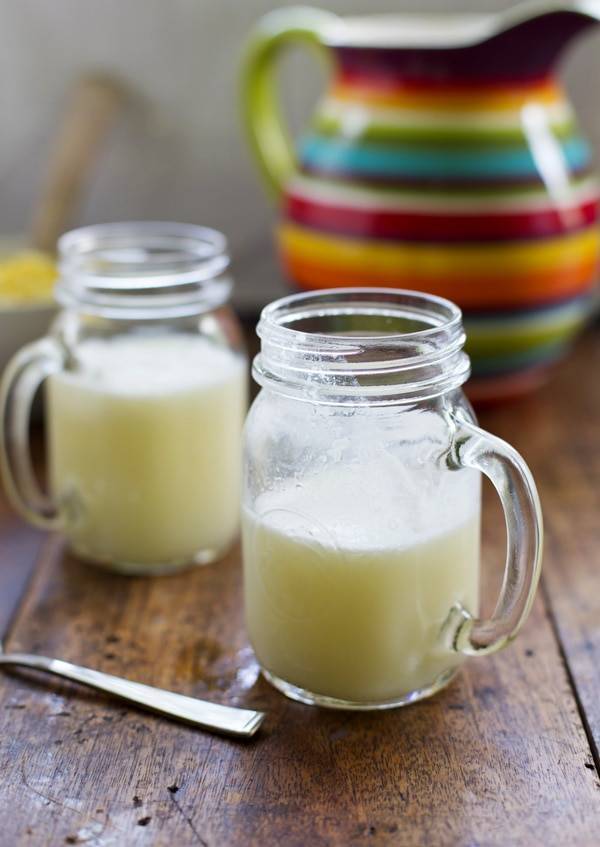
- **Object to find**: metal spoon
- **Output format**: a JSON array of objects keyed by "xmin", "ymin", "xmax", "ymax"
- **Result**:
[{"xmin": 0, "ymin": 641, "xmax": 265, "ymax": 737}]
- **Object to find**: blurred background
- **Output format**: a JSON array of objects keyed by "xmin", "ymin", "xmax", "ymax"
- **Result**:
[{"xmin": 2, "ymin": 0, "xmax": 600, "ymax": 313}]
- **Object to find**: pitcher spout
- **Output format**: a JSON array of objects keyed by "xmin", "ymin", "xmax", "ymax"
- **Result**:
[
  {"xmin": 475, "ymin": 0, "xmax": 600, "ymax": 79},
  {"xmin": 322, "ymin": 0, "xmax": 600, "ymax": 82}
]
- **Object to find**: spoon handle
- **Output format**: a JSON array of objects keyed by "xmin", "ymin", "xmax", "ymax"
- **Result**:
[{"xmin": 0, "ymin": 652, "xmax": 264, "ymax": 738}]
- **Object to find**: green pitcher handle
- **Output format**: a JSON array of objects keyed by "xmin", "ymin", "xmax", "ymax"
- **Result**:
[{"xmin": 241, "ymin": 6, "xmax": 338, "ymax": 198}]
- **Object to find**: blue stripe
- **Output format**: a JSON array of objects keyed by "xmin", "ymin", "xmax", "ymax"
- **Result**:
[
  {"xmin": 464, "ymin": 296, "xmax": 592, "ymax": 328},
  {"xmin": 299, "ymin": 135, "xmax": 591, "ymax": 180}
]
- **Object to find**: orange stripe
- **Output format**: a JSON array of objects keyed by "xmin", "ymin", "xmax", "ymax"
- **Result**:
[
  {"xmin": 329, "ymin": 79, "xmax": 564, "ymax": 111},
  {"xmin": 282, "ymin": 254, "xmax": 597, "ymax": 308}
]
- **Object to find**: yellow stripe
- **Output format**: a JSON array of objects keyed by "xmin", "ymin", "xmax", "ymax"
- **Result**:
[
  {"xmin": 279, "ymin": 223, "xmax": 600, "ymax": 277},
  {"xmin": 330, "ymin": 80, "xmax": 564, "ymax": 112},
  {"xmin": 466, "ymin": 312, "xmax": 583, "ymax": 347}
]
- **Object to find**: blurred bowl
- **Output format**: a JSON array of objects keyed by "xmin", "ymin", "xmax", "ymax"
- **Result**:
[
  {"xmin": 0, "ymin": 238, "xmax": 57, "ymax": 372},
  {"xmin": 0, "ymin": 300, "xmax": 56, "ymax": 371}
]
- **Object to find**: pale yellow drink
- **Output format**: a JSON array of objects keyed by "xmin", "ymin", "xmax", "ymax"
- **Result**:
[
  {"xmin": 243, "ymin": 469, "xmax": 480, "ymax": 703},
  {"xmin": 48, "ymin": 334, "xmax": 246, "ymax": 570}
]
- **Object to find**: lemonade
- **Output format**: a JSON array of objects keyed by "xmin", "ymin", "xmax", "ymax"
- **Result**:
[
  {"xmin": 243, "ymin": 470, "xmax": 480, "ymax": 703},
  {"xmin": 48, "ymin": 333, "xmax": 246, "ymax": 570}
]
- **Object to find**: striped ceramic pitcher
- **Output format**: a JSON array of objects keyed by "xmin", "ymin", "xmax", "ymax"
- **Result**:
[{"xmin": 242, "ymin": 2, "xmax": 600, "ymax": 402}]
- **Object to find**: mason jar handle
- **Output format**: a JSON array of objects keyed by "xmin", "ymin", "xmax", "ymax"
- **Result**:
[
  {"xmin": 0, "ymin": 338, "xmax": 65, "ymax": 530},
  {"xmin": 443, "ymin": 415, "xmax": 543, "ymax": 656},
  {"xmin": 241, "ymin": 6, "xmax": 337, "ymax": 196}
]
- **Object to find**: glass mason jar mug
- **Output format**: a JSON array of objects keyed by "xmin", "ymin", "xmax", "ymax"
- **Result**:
[
  {"xmin": 243, "ymin": 289, "xmax": 543, "ymax": 709},
  {"xmin": 0, "ymin": 222, "xmax": 247, "ymax": 575}
]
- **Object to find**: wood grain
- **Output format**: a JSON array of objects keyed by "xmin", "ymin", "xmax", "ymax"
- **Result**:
[
  {"xmin": 0, "ymin": 538, "xmax": 597, "ymax": 844},
  {"xmin": 480, "ymin": 333, "xmax": 600, "ymax": 763},
  {"xmin": 0, "ymin": 334, "xmax": 598, "ymax": 846}
]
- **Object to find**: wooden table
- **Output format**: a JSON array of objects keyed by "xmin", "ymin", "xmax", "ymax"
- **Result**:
[{"xmin": 0, "ymin": 331, "xmax": 599, "ymax": 846}]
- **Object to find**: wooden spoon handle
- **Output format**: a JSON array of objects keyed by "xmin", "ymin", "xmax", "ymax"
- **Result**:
[{"xmin": 30, "ymin": 74, "xmax": 126, "ymax": 254}]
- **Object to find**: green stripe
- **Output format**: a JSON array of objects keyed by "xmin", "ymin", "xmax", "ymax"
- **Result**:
[
  {"xmin": 297, "ymin": 170, "xmax": 594, "ymax": 200},
  {"xmin": 465, "ymin": 313, "xmax": 585, "ymax": 357},
  {"xmin": 470, "ymin": 338, "xmax": 569, "ymax": 374},
  {"xmin": 312, "ymin": 113, "xmax": 577, "ymax": 148}
]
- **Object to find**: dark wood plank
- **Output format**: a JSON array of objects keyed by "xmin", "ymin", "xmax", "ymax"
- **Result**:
[
  {"xmin": 0, "ymin": 484, "xmax": 44, "ymax": 636},
  {"xmin": 0, "ymin": 525, "xmax": 597, "ymax": 846},
  {"xmin": 479, "ymin": 332, "xmax": 600, "ymax": 761}
]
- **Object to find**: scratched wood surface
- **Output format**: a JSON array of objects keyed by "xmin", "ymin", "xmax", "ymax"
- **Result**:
[
  {"xmin": 0, "ymin": 333, "xmax": 598, "ymax": 846},
  {"xmin": 478, "ymin": 333, "xmax": 600, "ymax": 764}
]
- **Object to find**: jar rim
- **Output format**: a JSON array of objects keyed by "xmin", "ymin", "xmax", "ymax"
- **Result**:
[
  {"xmin": 56, "ymin": 221, "xmax": 232, "ymax": 318},
  {"xmin": 254, "ymin": 288, "xmax": 470, "ymax": 405},
  {"xmin": 258, "ymin": 287, "xmax": 463, "ymax": 345}
]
